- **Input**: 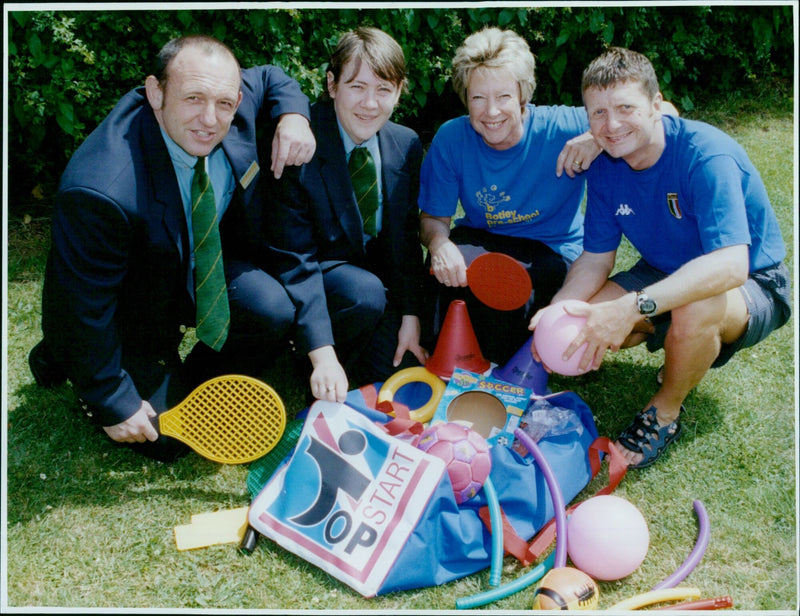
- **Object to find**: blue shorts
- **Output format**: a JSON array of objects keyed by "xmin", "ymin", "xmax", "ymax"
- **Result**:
[{"xmin": 610, "ymin": 259, "xmax": 792, "ymax": 367}]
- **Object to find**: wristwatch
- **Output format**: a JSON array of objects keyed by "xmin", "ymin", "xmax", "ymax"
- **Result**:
[{"xmin": 636, "ymin": 291, "xmax": 658, "ymax": 317}]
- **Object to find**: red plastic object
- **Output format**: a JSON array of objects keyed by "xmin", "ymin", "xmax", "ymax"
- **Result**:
[
  {"xmin": 467, "ymin": 252, "xmax": 531, "ymax": 311},
  {"xmin": 426, "ymin": 300, "xmax": 490, "ymax": 379}
]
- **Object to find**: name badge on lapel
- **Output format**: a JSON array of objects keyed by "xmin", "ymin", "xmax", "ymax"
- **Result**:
[{"xmin": 239, "ymin": 160, "xmax": 260, "ymax": 190}]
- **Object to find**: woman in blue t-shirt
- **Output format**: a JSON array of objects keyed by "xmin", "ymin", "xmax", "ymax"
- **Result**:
[{"xmin": 419, "ymin": 27, "xmax": 601, "ymax": 365}]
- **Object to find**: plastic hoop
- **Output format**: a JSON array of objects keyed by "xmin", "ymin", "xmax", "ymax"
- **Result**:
[
  {"xmin": 610, "ymin": 587, "xmax": 702, "ymax": 611},
  {"xmin": 377, "ymin": 366, "xmax": 446, "ymax": 423},
  {"xmin": 514, "ymin": 428, "xmax": 569, "ymax": 569},
  {"xmin": 454, "ymin": 422, "xmax": 567, "ymax": 610},
  {"xmin": 455, "ymin": 551, "xmax": 556, "ymax": 609},
  {"xmin": 482, "ymin": 477, "xmax": 504, "ymax": 588},
  {"xmin": 652, "ymin": 500, "xmax": 710, "ymax": 590},
  {"xmin": 654, "ymin": 595, "xmax": 733, "ymax": 611}
]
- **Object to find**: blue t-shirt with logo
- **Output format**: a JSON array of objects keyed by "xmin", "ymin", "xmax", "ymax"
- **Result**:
[
  {"xmin": 419, "ymin": 104, "xmax": 588, "ymax": 262},
  {"xmin": 583, "ymin": 115, "xmax": 785, "ymax": 273}
]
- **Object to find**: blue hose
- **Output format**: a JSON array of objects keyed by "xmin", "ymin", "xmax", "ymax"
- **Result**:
[
  {"xmin": 482, "ymin": 476, "xmax": 503, "ymax": 588},
  {"xmin": 455, "ymin": 550, "xmax": 556, "ymax": 609}
]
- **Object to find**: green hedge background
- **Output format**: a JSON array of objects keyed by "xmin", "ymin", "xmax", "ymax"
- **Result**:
[{"xmin": 6, "ymin": 4, "xmax": 794, "ymax": 212}]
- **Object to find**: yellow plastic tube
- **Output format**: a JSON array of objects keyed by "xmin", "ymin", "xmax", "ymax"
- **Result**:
[{"xmin": 609, "ymin": 587, "xmax": 702, "ymax": 611}]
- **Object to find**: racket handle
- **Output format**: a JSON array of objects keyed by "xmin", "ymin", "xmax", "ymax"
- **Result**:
[{"xmin": 239, "ymin": 524, "xmax": 259, "ymax": 554}]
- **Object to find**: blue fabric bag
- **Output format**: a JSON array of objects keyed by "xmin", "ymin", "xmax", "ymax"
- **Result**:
[{"xmin": 248, "ymin": 381, "xmax": 605, "ymax": 597}]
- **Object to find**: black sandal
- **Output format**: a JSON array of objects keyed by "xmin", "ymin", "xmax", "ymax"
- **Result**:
[{"xmin": 617, "ymin": 405, "xmax": 683, "ymax": 469}]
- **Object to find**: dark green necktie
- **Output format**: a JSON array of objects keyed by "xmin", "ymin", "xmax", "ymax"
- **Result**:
[
  {"xmin": 348, "ymin": 146, "xmax": 379, "ymax": 237},
  {"xmin": 191, "ymin": 156, "xmax": 230, "ymax": 351}
]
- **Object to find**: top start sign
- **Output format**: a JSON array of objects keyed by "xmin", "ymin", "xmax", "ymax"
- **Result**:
[{"xmin": 249, "ymin": 401, "xmax": 446, "ymax": 597}]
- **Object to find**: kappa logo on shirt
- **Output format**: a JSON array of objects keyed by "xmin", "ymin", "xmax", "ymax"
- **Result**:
[{"xmin": 615, "ymin": 203, "xmax": 635, "ymax": 216}]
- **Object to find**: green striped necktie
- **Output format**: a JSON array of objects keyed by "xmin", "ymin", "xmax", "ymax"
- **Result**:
[
  {"xmin": 348, "ymin": 146, "xmax": 379, "ymax": 237},
  {"xmin": 191, "ymin": 156, "xmax": 230, "ymax": 351}
]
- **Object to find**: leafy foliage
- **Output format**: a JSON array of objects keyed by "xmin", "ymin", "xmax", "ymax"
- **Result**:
[{"xmin": 7, "ymin": 5, "xmax": 793, "ymax": 208}]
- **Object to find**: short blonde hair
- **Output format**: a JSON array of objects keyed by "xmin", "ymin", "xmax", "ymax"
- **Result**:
[{"xmin": 451, "ymin": 27, "xmax": 536, "ymax": 108}]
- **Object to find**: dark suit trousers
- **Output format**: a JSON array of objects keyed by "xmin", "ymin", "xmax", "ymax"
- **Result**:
[
  {"xmin": 182, "ymin": 259, "xmax": 296, "ymax": 385},
  {"xmin": 316, "ymin": 260, "xmax": 418, "ymax": 388}
]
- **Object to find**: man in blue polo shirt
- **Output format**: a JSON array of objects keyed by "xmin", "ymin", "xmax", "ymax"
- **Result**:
[{"xmin": 530, "ymin": 47, "xmax": 790, "ymax": 469}]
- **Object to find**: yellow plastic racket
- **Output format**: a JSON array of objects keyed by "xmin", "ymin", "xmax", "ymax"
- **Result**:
[{"xmin": 156, "ymin": 374, "xmax": 286, "ymax": 464}]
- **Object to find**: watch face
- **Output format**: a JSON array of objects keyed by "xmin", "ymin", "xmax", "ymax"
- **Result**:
[{"xmin": 639, "ymin": 297, "xmax": 656, "ymax": 314}]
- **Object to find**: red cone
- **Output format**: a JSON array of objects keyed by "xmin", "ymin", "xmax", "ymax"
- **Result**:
[{"xmin": 426, "ymin": 300, "xmax": 490, "ymax": 380}]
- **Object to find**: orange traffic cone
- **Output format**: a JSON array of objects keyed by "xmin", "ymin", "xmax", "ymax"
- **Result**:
[{"xmin": 426, "ymin": 300, "xmax": 490, "ymax": 380}]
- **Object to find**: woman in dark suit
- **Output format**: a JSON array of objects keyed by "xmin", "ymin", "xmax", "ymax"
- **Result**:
[{"xmin": 267, "ymin": 27, "xmax": 429, "ymax": 402}]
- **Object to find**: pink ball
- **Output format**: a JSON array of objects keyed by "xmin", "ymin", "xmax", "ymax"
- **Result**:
[
  {"xmin": 533, "ymin": 300, "xmax": 590, "ymax": 376},
  {"xmin": 567, "ymin": 495, "xmax": 650, "ymax": 580},
  {"xmin": 416, "ymin": 422, "xmax": 492, "ymax": 505}
]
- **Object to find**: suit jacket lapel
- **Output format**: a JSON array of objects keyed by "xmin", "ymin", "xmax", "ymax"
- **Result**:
[
  {"xmin": 222, "ymin": 133, "xmax": 260, "ymax": 205},
  {"xmin": 141, "ymin": 110, "xmax": 194, "ymax": 299},
  {"xmin": 315, "ymin": 102, "xmax": 365, "ymax": 253},
  {"xmin": 377, "ymin": 126, "xmax": 402, "ymax": 235}
]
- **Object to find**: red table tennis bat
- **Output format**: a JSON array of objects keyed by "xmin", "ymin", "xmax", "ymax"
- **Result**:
[
  {"xmin": 431, "ymin": 251, "xmax": 532, "ymax": 311},
  {"xmin": 466, "ymin": 252, "xmax": 532, "ymax": 311}
]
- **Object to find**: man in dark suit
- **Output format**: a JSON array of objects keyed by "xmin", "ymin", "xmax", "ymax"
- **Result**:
[
  {"xmin": 267, "ymin": 27, "xmax": 429, "ymax": 402},
  {"xmin": 31, "ymin": 34, "xmax": 315, "ymax": 459}
]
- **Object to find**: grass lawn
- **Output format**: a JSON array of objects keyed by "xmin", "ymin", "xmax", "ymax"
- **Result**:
[{"xmin": 2, "ymin": 103, "xmax": 796, "ymax": 612}]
